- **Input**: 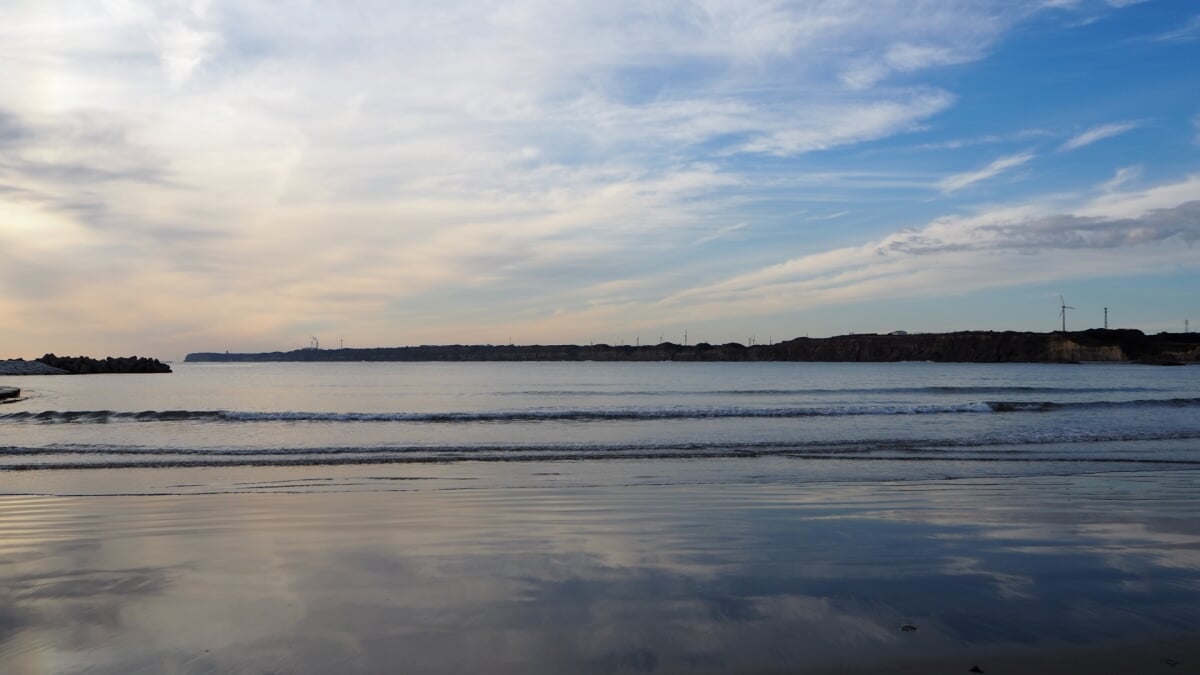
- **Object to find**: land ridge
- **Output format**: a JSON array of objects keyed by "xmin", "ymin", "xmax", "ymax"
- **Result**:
[{"xmin": 186, "ymin": 329, "xmax": 1200, "ymax": 364}]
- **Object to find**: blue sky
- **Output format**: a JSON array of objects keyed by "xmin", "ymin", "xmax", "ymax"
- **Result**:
[{"xmin": 0, "ymin": 0, "xmax": 1197, "ymax": 358}]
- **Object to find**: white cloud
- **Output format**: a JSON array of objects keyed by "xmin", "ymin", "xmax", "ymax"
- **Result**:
[
  {"xmin": 886, "ymin": 43, "xmax": 966, "ymax": 72},
  {"xmin": 1151, "ymin": 15, "xmax": 1200, "ymax": 42},
  {"xmin": 695, "ymin": 222, "xmax": 748, "ymax": 246},
  {"xmin": 738, "ymin": 91, "xmax": 954, "ymax": 156},
  {"xmin": 841, "ymin": 43, "xmax": 981, "ymax": 90},
  {"xmin": 806, "ymin": 211, "xmax": 850, "ymax": 222},
  {"xmin": 155, "ymin": 21, "xmax": 221, "ymax": 89},
  {"xmin": 908, "ymin": 128, "xmax": 1053, "ymax": 150},
  {"xmin": 938, "ymin": 151, "xmax": 1036, "ymax": 192},
  {"xmin": 1058, "ymin": 121, "xmax": 1140, "ymax": 152},
  {"xmin": 835, "ymin": 5, "xmax": 1014, "ymax": 90},
  {"xmin": 1099, "ymin": 165, "xmax": 1141, "ymax": 192}
]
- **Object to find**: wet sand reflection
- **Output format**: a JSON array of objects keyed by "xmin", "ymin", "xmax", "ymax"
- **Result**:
[{"xmin": 1, "ymin": 470, "xmax": 1199, "ymax": 673}]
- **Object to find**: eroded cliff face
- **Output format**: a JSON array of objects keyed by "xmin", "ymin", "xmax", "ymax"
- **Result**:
[
  {"xmin": 1042, "ymin": 338, "xmax": 1127, "ymax": 363},
  {"xmin": 184, "ymin": 330, "xmax": 1200, "ymax": 364},
  {"xmin": 1157, "ymin": 344, "xmax": 1200, "ymax": 362}
]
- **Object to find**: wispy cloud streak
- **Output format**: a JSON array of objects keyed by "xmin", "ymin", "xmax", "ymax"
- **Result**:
[
  {"xmin": 939, "ymin": 152, "xmax": 1035, "ymax": 192},
  {"xmin": 1148, "ymin": 14, "xmax": 1200, "ymax": 42},
  {"xmin": 1058, "ymin": 121, "xmax": 1140, "ymax": 152}
]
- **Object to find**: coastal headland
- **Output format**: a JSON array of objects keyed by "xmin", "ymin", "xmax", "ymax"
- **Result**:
[{"xmin": 186, "ymin": 329, "xmax": 1200, "ymax": 364}]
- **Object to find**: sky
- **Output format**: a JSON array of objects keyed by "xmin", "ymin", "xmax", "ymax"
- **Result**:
[{"xmin": 1, "ymin": 0, "xmax": 1198, "ymax": 359}]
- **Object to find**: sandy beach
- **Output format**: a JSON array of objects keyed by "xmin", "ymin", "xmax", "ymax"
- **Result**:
[{"xmin": 3, "ymin": 462, "xmax": 1198, "ymax": 674}]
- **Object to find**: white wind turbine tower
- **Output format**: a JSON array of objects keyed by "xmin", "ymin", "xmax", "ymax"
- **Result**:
[{"xmin": 1059, "ymin": 295, "xmax": 1075, "ymax": 332}]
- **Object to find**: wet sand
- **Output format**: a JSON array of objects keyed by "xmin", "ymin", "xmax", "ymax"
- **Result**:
[{"xmin": 2, "ymin": 464, "xmax": 1199, "ymax": 674}]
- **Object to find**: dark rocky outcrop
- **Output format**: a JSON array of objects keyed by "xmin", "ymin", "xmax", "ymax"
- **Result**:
[
  {"xmin": 185, "ymin": 329, "xmax": 1199, "ymax": 364},
  {"xmin": 0, "ymin": 386, "xmax": 20, "ymax": 401},
  {"xmin": 36, "ymin": 354, "xmax": 172, "ymax": 374}
]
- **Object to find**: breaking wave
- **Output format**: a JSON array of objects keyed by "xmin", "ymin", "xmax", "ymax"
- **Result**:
[
  {"xmin": 4, "ymin": 428, "xmax": 1200, "ymax": 471},
  {"xmin": 3, "ymin": 397, "xmax": 1199, "ymax": 425}
]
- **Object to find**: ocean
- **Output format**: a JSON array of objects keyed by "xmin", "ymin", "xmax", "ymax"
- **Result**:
[
  {"xmin": 2, "ymin": 361, "xmax": 1199, "ymax": 673},
  {"xmin": 3, "ymin": 361, "xmax": 1200, "ymax": 481}
]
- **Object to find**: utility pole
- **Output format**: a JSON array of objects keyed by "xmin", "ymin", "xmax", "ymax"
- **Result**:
[{"xmin": 1104, "ymin": 308, "xmax": 1108, "ymax": 330}]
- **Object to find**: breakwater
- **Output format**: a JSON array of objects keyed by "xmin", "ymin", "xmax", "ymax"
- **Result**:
[
  {"xmin": 0, "ymin": 355, "xmax": 172, "ymax": 375},
  {"xmin": 186, "ymin": 329, "xmax": 1200, "ymax": 364},
  {"xmin": 36, "ymin": 354, "xmax": 172, "ymax": 374}
]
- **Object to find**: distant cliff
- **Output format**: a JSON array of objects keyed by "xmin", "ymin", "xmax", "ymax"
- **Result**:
[{"xmin": 185, "ymin": 330, "xmax": 1199, "ymax": 364}]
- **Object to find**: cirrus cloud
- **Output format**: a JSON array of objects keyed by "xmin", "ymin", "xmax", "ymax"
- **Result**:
[{"xmin": 1058, "ymin": 121, "xmax": 1140, "ymax": 152}]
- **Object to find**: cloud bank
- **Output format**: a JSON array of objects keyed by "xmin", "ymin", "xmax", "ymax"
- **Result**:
[{"xmin": 661, "ymin": 177, "xmax": 1200, "ymax": 322}]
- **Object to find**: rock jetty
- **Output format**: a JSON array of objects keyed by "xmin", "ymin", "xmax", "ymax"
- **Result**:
[
  {"xmin": 186, "ymin": 329, "xmax": 1199, "ymax": 364},
  {"xmin": 0, "ymin": 356, "xmax": 171, "ymax": 375},
  {"xmin": 35, "ymin": 354, "xmax": 172, "ymax": 374}
]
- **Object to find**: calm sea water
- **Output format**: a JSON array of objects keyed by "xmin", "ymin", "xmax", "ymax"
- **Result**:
[{"xmin": 2, "ymin": 361, "xmax": 1198, "ymax": 484}]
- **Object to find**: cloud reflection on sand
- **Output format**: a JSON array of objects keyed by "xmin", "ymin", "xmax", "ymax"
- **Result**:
[{"xmin": 1, "ymin": 471, "xmax": 1199, "ymax": 673}]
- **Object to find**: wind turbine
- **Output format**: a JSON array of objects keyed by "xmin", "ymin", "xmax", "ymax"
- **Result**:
[{"xmin": 1058, "ymin": 295, "xmax": 1075, "ymax": 332}]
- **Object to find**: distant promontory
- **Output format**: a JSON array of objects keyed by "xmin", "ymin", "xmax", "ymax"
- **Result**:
[{"xmin": 185, "ymin": 329, "xmax": 1199, "ymax": 364}]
